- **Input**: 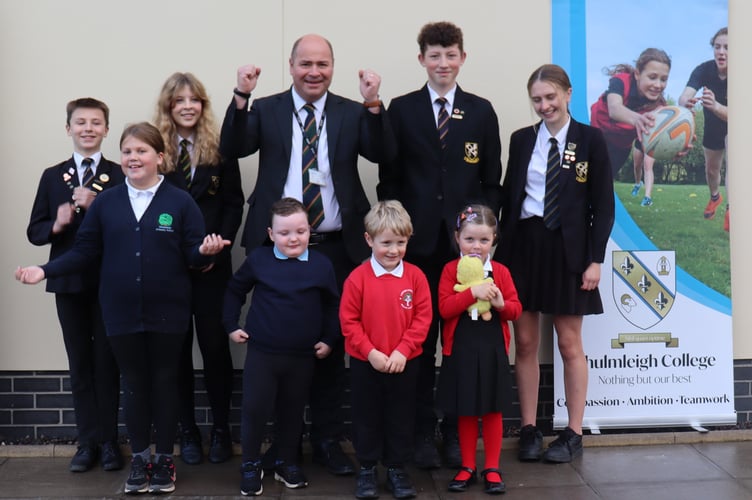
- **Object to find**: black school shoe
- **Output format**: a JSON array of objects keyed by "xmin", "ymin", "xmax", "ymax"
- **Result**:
[
  {"xmin": 69, "ymin": 445, "xmax": 98, "ymax": 472},
  {"xmin": 517, "ymin": 425, "xmax": 543, "ymax": 462},
  {"xmin": 208, "ymin": 426, "xmax": 233, "ymax": 464},
  {"xmin": 101, "ymin": 440, "xmax": 124, "ymax": 471},
  {"xmin": 481, "ymin": 468, "xmax": 506, "ymax": 494},
  {"xmin": 386, "ymin": 467, "xmax": 417, "ymax": 499},
  {"xmin": 448, "ymin": 466, "xmax": 477, "ymax": 492},
  {"xmin": 179, "ymin": 426, "xmax": 203, "ymax": 465},
  {"xmin": 312, "ymin": 438, "xmax": 355, "ymax": 475},
  {"xmin": 543, "ymin": 427, "xmax": 583, "ymax": 463},
  {"xmin": 413, "ymin": 435, "xmax": 441, "ymax": 469}
]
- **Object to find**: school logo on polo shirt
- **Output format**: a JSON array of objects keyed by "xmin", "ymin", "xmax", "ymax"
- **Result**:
[
  {"xmin": 399, "ymin": 289, "xmax": 414, "ymax": 310},
  {"xmin": 156, "ymin": 213, "xmax": 175, "ymax": 233}
]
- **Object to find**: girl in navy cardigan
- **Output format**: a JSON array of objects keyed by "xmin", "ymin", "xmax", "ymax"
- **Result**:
[{"xmin": 16, "ymin": 122, "xmax": 230, "ymax": 496}]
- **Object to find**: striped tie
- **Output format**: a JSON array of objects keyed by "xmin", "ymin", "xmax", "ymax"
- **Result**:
[
  {"xmin": 81, "ymin": 157, "xmax": 94, "ymax": 187},
  {"xmin": 178, "ymin": 139, "xmax": 192, "ymax": 187},
  {"xmin": 543, "ymin": 138, "xmax": 561, "ymax": 230},
  {"xmin": 436, "ymin": 97, "xmax": 449, "ymax": 149},
  {"xmin": 302, "ymin": 104, "xmax": 324, "ymax": 228}
]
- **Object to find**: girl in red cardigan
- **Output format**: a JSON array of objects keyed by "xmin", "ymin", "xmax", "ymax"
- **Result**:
[{"xmin": 437, "ymin": 205, "xmax": 521, "ymax": 495}]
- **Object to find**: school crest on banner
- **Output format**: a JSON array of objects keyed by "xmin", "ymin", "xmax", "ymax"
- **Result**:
[{"xmin": 612, "ymin": 250, "xmax": 676, "ymax": 330}]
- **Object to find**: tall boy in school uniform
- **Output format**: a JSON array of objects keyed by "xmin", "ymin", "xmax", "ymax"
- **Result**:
[
  {"xmin": 377, "ymin": 22, "xmax": 503, "ymax": 468},
  {"xmin": 26, "ymin": 98, "xmax": 125, "ymax": 472}
]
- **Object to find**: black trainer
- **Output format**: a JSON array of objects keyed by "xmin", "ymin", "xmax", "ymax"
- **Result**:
[
  {"xmin": 124, "ymin": 455, "xmax": 150, "ymax": 495},
  {"xmin": 386, "ymin": 467, "xmax": 417, "ymax": 499},
  {"xmin": 355, "ymin": 465, "xmax": 379, "ymax": 499},
  {"xmin": 543, "ymin": 427, "xmax": 583, "ymax": 463},
  {"xmin": 148, "ymin": 455, "xmax": 176, "ymax": 494},
  {"xmin": 240, "ymin": 460, "xmax": 264, "ymax": 496},
  {"xmin": 518, "ymin": 424, "xmax": 543, "ymax": 462},
  {"xmin": 413, "ymin": 435, "xmax": 441, "ymax": 469},
  {"xmin": 69, "ymin": 445, "xmax": 98, "ymax": 472},
  {"xmin": 274, "ymin": 462, "xmax": 308, "ymax": 489},
  {"xmin": 208, "ymin": 426, "xmax": 233, "ymax": 464}
]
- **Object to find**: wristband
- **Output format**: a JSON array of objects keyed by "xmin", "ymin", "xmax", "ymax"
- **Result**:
[
  {"xmin": 363, "ymin": 99, "xmax": 382, "ymax": 109},
  {"xmin": 233, "ymin": 88, "xmax": 252, "ymax": 99}
]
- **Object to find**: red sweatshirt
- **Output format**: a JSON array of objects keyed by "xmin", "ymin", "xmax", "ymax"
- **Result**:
[{"xmin": 340, "ymin": 261, "xmax": 432, "ymax": 361}]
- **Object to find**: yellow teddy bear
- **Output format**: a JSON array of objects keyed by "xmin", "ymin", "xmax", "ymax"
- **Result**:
[{"xmin": 453, "ymin": 254, "xmax": 493, "ymax": 321}]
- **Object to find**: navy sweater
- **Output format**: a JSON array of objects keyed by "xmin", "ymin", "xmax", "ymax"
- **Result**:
[
  {"xmin": 223, "ymin": 246, "xmax": 341, "ymax": 356},
  {"xmin": 43, "ymin": 181, "xmax": 211, "ymax": 336}
]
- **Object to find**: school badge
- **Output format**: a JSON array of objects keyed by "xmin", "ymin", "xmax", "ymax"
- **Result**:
[
  {"xmin": 612, "ymin": 250, "xmax": 675, "ymax": 330},
  {"xmin": 399, "ymin": 289, "xmax": 414, "ymax": 310},
  {"xmin": 208, "ymin": 175, "xmax": 220, "ymax": 195},
  {"xmin": 463, "ymin": 142, "xmax": 479, "ymax": 164},
  {"xmin": 575, "ymin": 162, "xmax": 588, "ymax": 183}
]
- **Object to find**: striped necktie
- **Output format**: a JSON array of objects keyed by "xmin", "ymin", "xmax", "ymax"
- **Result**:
[
  {"xmin": 302, "ymin": 103, "xmax": 324, "ymax": 228},
  {"xmin": 543, "ymin": 138, "xmax": 561, "ymax": 230},
  {"xmin": 436, "ymin": 97, "xmax": 449, "ymax": 149},
  {"xmin": 81, "ymin": 157, "xmax": 94, "ymax": 187},
  {"xmin": 178, "ymin": 139, "xmax": 192, "ymax": 187}
]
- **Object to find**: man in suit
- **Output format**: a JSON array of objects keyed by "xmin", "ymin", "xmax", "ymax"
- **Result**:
[
  {"xmin": 220, "ymin": 33, "xmax": 390, "ymax": 476},
  {"xmin": 26, "ymin": 98, "xmax": 125, "ymax": 472},
  {"xmin": 377, "ymin": 21, "xmax": 503, "ymax": 469}
]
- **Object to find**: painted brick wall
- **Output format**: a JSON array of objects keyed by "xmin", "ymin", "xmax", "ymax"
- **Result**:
[{"xmin": 1, "ymin": 361, "xmax": 749, "ymax": 443}]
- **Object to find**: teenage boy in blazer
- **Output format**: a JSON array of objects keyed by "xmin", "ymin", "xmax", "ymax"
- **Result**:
[
  {"xmin": 26, "ymin": 98, "xmax": 125, "ymax": 472},
  {"xmin": 377, "ymin": 21, "xmax": 503, "ymax": 469},
  {"xmin": 220, "ymin": 33, "xmax": 390, "ymax": 476}
]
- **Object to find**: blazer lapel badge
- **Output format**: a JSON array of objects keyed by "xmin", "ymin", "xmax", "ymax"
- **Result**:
[{"xmin": 208, "ymin": 175, "xmax": 220, "ymax": 195}]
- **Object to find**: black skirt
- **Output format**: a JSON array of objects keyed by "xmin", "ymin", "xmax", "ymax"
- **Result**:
[
  {"xmin": 507, "ymin": 217, "xmax": 603, "ymax": 315},
  {"xmin": 437, "ymin": 309, "xmax": 513, "ymax": 417}
]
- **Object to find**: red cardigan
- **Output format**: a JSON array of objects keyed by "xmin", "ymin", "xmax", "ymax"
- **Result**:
[{"xmin": 438, "ymin": 258, "xmax": 522, "ymax": 356}]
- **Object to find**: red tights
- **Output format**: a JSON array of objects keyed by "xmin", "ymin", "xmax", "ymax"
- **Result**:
[{"xmin": 454, "ymin": 413, "xmax": 503, "ymax": 482}]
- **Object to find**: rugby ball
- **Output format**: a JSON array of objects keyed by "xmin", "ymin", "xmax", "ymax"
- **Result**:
[{"xmin": 642, "ymin": 106, "xmax": 695, "ymax": 161}]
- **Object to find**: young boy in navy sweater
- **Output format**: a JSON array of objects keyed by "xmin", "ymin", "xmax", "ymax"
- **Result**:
[
  {"xmin": 339, "ymin": 200, "xmax": 432, "ymax": 500},
  {"xmin": 223, "ymin": 197, "xmax": 340, "ymax": 497}
]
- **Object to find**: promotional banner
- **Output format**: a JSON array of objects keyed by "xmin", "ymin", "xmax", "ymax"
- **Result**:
[{"xmin": 551, "ymin": 0, "xmax": 734, "ymax": 430}]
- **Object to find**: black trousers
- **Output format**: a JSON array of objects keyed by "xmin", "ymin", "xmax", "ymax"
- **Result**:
[
  {"xmin": 54, "ymin": 291, "xmax": 120, "ymax": 446},
  {"xmin": 299, "ymin": 236, "xmax": 353, "ymax": 443},
  {"xmin": 405, "ymin": 229, "xmax": 458, "ymax": 440},
  {"xmin": 241, "ymin": 348, "xmax": 314, "ymax": 463},
  {"xmin": 350, "ymin": 358, "xmax": 418, "ymax": 467},
  {"xmin": 109, "ymin": 331, "xmax": 185, "ymax": 454},
  {"xmin": 178, "ymin": 258, "xmax": 234, "ymax": 431}
]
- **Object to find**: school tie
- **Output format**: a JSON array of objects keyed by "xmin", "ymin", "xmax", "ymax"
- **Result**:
[
  {"xmin": 543, "ymin": 138, "xmax": 561, "ymax": 230},
  {"xmin": 81, "ymin": 157, "xmax": 94, "ymax": 187},
  {"xmin": 178, "ymin": 139, "xmax": 192, "ymax": 187},
  {"xmin": 302, "ymin": 103, "xmax": 324, "ymax": 228},
  {"xmin": 436, "ymin": 97, "xmax": 449, "ymax": 149}
]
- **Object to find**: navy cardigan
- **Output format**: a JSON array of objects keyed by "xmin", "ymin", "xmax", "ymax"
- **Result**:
[{"xmin": 43, "ymin": 181, "xmax": 211, "ymax": 336}]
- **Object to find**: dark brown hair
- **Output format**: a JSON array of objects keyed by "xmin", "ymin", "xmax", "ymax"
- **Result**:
[
  {"xmin": 66, "ymin": 97, "xmax": 110, "ymax": 126},
  {"xmin": 417, "ymin": 21, "xmax": 463, "ymax": 54}
]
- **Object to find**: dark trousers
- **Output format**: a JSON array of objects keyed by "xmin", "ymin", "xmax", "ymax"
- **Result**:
[
  {"xmin": 109, "ymin": 331, "xmax": 185, "ymax": 454},
  {"xmin": 300, "ymin": 235, "xmax": 354, "ymax": 443},
  {"xmin": 241, "ymin": 348, "xmax": 314, "ymax": 463},
  {"xmin": 54, "ymin": 291, "xmax": 120, "ymax": 446},
  {"xmin": 405, "ymin": 229, "xmax": 457, "ymax": 440},
  {"xmin": 178, "ymin": 259, "xmax": 234, "ymax": 431},
  {"xmin": 350, "ymin": 358, "xmax": 418, "ymax": 467}
]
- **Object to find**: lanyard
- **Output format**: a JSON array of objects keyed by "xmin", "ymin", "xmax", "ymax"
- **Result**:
[{"xmin": 293, "ymin": 107, "xmax": 327, "ymax": 163}]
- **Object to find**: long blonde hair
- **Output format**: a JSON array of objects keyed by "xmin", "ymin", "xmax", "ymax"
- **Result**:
[{"xmin": 154, "ymin": 72, "xmax": 221, "ymax": 172}]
